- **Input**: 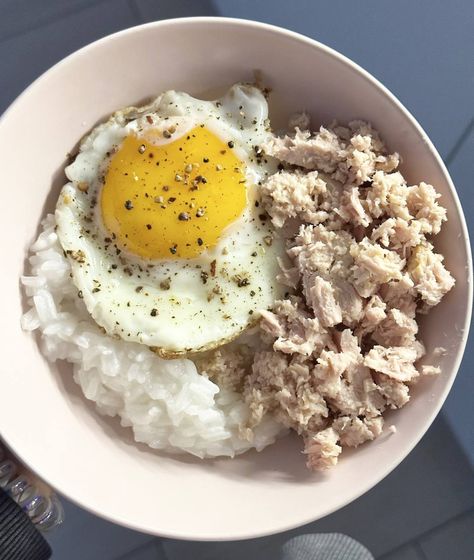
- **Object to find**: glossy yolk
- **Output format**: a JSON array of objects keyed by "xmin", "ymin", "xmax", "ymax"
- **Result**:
[{"xmin": 100, "ymin": 126, "xmax": 247, "ymax": 259}]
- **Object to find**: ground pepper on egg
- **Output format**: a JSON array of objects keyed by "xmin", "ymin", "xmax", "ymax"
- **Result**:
[{"xmin": 100, "ymin": 127, "xmax": 249, "ymax": 260}]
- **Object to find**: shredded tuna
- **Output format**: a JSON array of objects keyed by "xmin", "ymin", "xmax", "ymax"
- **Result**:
[
  {"xmin": 371, "ymin": 217, "xmax": 423, "ymax": 258},
  {"xmin": 408, "ymin": 243, "xmax": 455, "ymax": 308},
  {"xmin": 379, "ymin": 273, "xmax": 417, "ymax": 318},
  {"xmin": 263, "ymin": 121, "xmax": 399, "ymax": 187},
  {"xmin": 244, "ymin": 351, "xmax": 288, "ymax": 430},
  {"xmin": 373, "ymin": 373, "xmax": 410, "ymax": 408},
  {"xmin": 260, "ymin": 170, "xmax": 328, "ymax": 227},
  {"xmin": 351, "ymin": 238, "xmax": 405, "ymax": 298},
  {"xmin": 337, "ymin": 187, "xmax": 372, "ymax": 227},
  {"xmin": 332, "ymin": 415, "xmax": 384, "ymax": 447},
  {"xmin": 263, "ymin": 127, "xmax": 346, "ymax": 173},
  {"xmin": 276, "ymin": 257, "xmax": 300, "ymax": 288},
  {"xmin": 373, "ymin": 308, "xmax": 418, "ymax": 347},
  {"xmin": 195, "ymin": 345, "xmax": 251, "ymax": 392},
  {"xmin": 364, "ymin": 345, "xmax": 419, "ymax": 382},
  {"xmin": 304, "ymin": 428, "xmax": 342, "ymax": 471},
  {"xmin": 406, "ymin": 182, "xmax": 447, "ymax": 235},
  {"xmin": 244, "ymin": 351, "xmax": 328, "ymax": 435},
  {"xmin": 308, "ymin": 277, "xmax": 342, "ymax": 327},
  {"xmin": 259, "ymin": 297, "xmax": 333, "ymax": 356},
  {"xmin": 365, "ymin": 171, "xmax": 411, "ymax": 220},
  {"xmin": 312, "ymin": 330, "xmax": 385, "ymax": 417},
  {"xmin": 355, "ymin": 295, "xmax": 387, "ymax": 339},
  {"xmin": 421, "ymin": 365, "xmax": 441, "ymax": 376},
  {"xmin": 242, "ymin": 117, "xmax": 454, "ymax": 471},
  {"xmin": 289, "ymin": 225, "xmax": 364, "ymax": 325}
]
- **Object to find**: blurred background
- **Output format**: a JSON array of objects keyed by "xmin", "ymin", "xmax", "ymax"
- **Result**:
[{"xmin": 1, "ymin": 0, "xmax": 472, "ymax": 558}]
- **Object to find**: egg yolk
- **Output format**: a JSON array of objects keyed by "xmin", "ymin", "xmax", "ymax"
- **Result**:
[{"xmin": 100, "ymin": 127, "xmax": 247, "ymax": 259}]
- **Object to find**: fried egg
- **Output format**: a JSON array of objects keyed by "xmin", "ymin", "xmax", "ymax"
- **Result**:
[{"xmin": 55, "ymin": 84, "xmax": 285, "ymax": 356}]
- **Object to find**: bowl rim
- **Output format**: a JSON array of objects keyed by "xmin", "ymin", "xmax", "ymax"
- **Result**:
[{"xmin": 0, "ymin": 16, "xmax": 472, "ymax": 541}]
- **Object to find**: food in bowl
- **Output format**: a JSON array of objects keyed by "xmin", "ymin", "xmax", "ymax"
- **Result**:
[{"xmin": 21, "ymin": 83, "xmax": 454, "ymax": 470}]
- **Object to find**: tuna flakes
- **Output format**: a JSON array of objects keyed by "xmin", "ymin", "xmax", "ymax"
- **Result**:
[{"xmin": 204, "ymin": 114, "xmax": 455, "ymax": 471}]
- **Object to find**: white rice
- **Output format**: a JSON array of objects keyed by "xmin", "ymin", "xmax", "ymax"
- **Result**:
[{"xmin": 21, "ymin": 215, "xmax": 284, "ymax": 458}]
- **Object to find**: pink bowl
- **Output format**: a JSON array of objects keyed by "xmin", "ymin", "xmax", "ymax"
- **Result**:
[{"xmin": 0, "ymin": 18, "xmax": 471, "ymax": 540}]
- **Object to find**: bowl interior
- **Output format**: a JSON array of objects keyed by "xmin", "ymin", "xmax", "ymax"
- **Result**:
[{"xmin": 0, "ymin": 18, "xmax": 470, "ymax": 540}]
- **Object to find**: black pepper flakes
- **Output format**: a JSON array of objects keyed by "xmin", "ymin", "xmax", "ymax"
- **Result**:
[
  {"xmin": 196, "ymin": 208, "xmax": 205, "ymax": 217},
  {"xmin": 227, "ymin": 141, "xmax": 234, "ymax": 148},
  {"xmin": 169, "ymin": 245, "xmax": 177, "ymax": 255},
  {"xmin": 200, "ymin": 271, "xmax": 209, "ymax": 284},
  {"xmin": 124, "ymin": 200, "xmax": 133, "ymax": 210},
  {"xmin": 66, "ymin": 249, "xmax": 86, "ymax": 264},
  {"xmin": 138, "ymin": 144, "xmax": 146, "ymax": 154},
  {"xmin": 203, "ymin": 157, "xmax": 209, "ymax": 163},
  {"xmin": 197, "ymin": 237, "xmax": 203, "ymax": 246},
  {"xmin": 178, "ymin": 212, "xmax": 190, "ymax": 221},
  {"xmin": 210, "ymin": 260, "xmax": 216, "ymax": 277},
  {"xmin": 150, "ymin": 308, "xmax": 158, "ymax": 317},
  {"xmin": 135, "ymin": 286, "xmax": 143, "ymax": 293},
  {"xmin": 146, "ymin": 224, "xmax": 152, "ymax": 230},
  {"xmin": 233, "ymin": 275, "xmax": 250, "ymax": 287},
  {"xmin": 194, "ymin": 175, "xmax": 207, "ymax": 185}
]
